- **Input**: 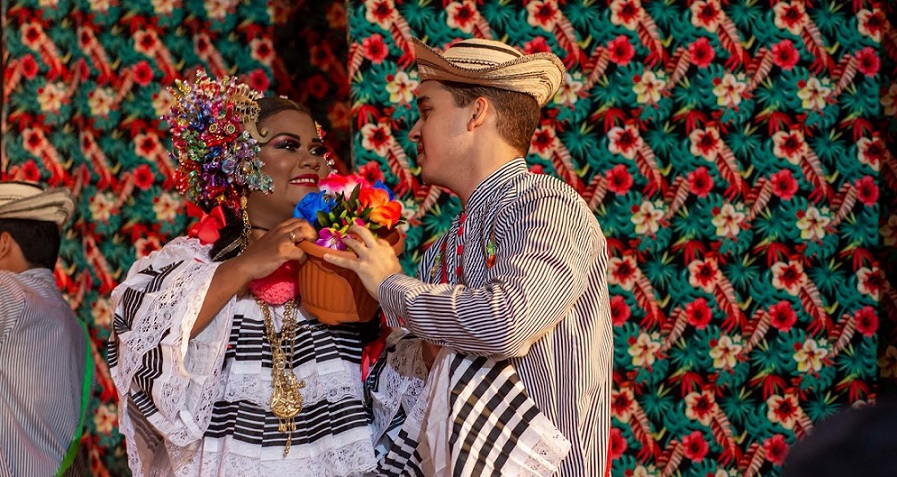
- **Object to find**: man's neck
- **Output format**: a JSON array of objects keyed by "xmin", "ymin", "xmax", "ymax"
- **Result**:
[{"xmin": 456, "ymin": 150, "xmax": 521, "ymax": 209}]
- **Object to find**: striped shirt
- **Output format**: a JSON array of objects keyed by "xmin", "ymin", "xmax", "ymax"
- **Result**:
[
  {"xmin": 379, "ymin": 159, "xmax": 612, "ymax": 477},
  {"xmin": 0, "ymin": 268, "xmax": 87, "ymax": 477}
]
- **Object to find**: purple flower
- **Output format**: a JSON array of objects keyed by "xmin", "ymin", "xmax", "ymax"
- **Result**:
[{"xmin": 316, "ymin": 228, "xmax": 346, "ymax": 250}]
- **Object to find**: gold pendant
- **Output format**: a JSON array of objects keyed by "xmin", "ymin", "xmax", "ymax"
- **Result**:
[{"xmin": 271, "ymin": 376, "xmax": 305, "ymax": 419}]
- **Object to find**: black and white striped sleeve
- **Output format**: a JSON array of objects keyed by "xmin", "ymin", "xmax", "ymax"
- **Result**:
[{"xmin": 379, "ymin": 189, "xmax": 594, "ymax": 359}]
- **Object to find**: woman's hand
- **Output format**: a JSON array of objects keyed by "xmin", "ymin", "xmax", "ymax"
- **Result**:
[
  {"xmin": 191, "ymin": 218, "xmax": 316, "ymax": 338},
  {"xmin": 230, "ymin": 218, "xmax": 317, "ymax": 282}
]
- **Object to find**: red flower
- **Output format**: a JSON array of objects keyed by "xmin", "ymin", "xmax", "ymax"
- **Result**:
[
  {"xmin": 855, "ymin": 47, "xmax": 880, "ymax": 77},
  {"xmin": 20, "ymin": 54, "xmax": 39, "ymax": 79},
  {"xmin": 357, "ymin": 160, "xmax": 386, "ymax": 185},
  {"xmin": 854, "ymin": 175, "xmax": 879, "ymax": 206},
  {"xmin": 610, "ymin": 295, "xmax": 631, "ymax": 326},
  {"xmin": 607, "ymin": 35, "xmax": 635, "ymax": 66},
  {"xmin": 688, "ymin": 37, "xmax": 715, "ymax": 68},
  {"xmin": 305, "ymin": 75, "xmax": 329, "ymax": 100},
  {"xmin": 195, "ymin": 34, "xmax": 211, "ymax": 56},
  {"xmin": 22, "ymin": 161, "xmax": 42, "ymax": 182},
  {"xmin": 682, "ymin": 431, "xmax": 709, "ymax": 461},
  {"xmin": 688, "ymin": 166, "xmax": 714, "ymax": 198},
  {"xmin": 529, "ymin": 164, "xmax": 545, "ymax": 174},
  {"xmin": 363, "ymin": 34, "xmax": 389, "ymax": 64},
  {"xmin": 247, "ymin": 69, "xmax": 270, "ymax": 92},
  {"xmin": 523, "ymin": 37, "xmax": 552, "ymax": 54},
  {"xmin": 606, "ymin": 164, "xmax": 634, "ymax": 195},
  {"xmin": 133, "ymin": 164, "xmax": 156, "ymax": 190},
  {"xmin": 769, "ymin": 169, "xmax": 798, "ymax": 200},
  {"xmin": 132, "ymin": 61, "xmax": 154, "ymax": 86},
  {"xmin": 685, "ymin": 297, "xmax": 712, "ymax": 330},
  {"xmin": 768, "ymin": 300, "xmax": 797, "ymax": 332},
  {"xmin": 764, "ymin": 434, "xmax": 790, "ymax": 466},
  {"xmin": 854, "ymin": 306, "xmax": 878, "ymax": 337},
  {"xmin": 609, "ymin": 427, "xmax": 627, "ymax": 459},
  {"xmin": 310, "ymin": 44, "xmax": 335, "ymax": 68},
  {"xmin": 771, "ymin": 40, "xmax": 800, "ymax": 71}
]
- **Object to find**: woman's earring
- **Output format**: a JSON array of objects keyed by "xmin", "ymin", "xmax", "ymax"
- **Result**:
[{"xmin": 325, "ymin": 152, "xmax": 336, "ymax": 172}]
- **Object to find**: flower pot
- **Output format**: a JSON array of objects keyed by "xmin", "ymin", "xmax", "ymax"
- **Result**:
[{"xmin": 297, "ymin": 229, "xmax": 404, "ymax": 325}]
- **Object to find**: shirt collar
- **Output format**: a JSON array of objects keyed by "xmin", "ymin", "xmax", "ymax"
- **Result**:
[
  {"xmin": 20, "ymin": 267, "xmax": 57, "ymax": 286},
  {"xmin": 465, "ymin": 158, "xmax": 528, "ymax": 213}
]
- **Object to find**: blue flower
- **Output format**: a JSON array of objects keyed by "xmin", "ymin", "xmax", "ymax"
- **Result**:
[
  {"xmin": 373, "ymin": 180, "xmax": 394, "ymax": 200},
  {"xmin": 293, "ymin": 191, "xmax": 335, "ymax": 227}
]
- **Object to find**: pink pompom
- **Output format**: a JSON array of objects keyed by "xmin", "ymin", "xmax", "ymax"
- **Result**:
[{"xmin": 248, "ymin": 261, "xmax": 300, "ymax": 305}]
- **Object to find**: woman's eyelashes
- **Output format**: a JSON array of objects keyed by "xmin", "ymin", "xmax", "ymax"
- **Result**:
[
  {"xmin": 275, "ymin": 139, "xmax": 301, "ymax": 151},
  {"xmin": 310, "ymin": 144, "xmax": 328, "ymax": 156}
]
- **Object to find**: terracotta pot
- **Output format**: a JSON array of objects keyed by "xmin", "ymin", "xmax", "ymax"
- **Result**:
[{"xmin": 297, "ymin": 229, "xmax": 404, "ymax": 325}]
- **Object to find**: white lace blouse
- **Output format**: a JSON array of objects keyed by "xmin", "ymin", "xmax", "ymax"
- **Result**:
[{"xmin": 108, "ymin": 237, "xmax": 377, "ymax": 477}]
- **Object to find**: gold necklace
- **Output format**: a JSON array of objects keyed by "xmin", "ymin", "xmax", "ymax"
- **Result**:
[{"xmin": 255, "ymin": 296, "xmax": 304, "ymax": 457}]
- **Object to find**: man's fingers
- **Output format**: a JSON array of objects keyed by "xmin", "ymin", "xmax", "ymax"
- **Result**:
[
  {"xmin": 322, "ymin": 253, "xmax": 356, "ymax": 270},
  {"xmin": 348, "ymin": 224, "xmax": 377, "ymax": 247}
]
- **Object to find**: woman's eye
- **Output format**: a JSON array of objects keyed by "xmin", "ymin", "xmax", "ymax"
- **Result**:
[
  {"xmin": 310, "ymin": 146, "xmax": 328, "ymax": 156},
  {"xmin": 278, "ymin": 140, "xmax": 300, "ymax": 151}
]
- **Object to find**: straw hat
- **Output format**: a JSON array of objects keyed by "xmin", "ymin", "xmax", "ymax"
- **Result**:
[
  {"xmin": 0, "ymin": 181, "xmax": 74, "ymax": 226},
  {"xmin": 412, "ymin": 38, "xmax": 566, "ymax": 107}
]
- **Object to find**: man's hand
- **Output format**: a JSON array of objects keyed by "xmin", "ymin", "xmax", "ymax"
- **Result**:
[{"xmin": 323, "ymin": 224, "xmax": 403, "ymax": 301}]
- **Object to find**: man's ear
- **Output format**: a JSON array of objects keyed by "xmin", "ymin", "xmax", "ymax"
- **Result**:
[
  {"xmin": 468, "ymin": 97, "xmax": 490, "ymax": 131},
  {"xmin": 0, "ymin": 232, "xmax": 11, "ymax": 261}
]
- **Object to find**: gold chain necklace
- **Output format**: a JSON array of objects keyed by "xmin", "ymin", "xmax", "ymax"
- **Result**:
[{"xmin": 255, "ymin": 296, "xmax": 305, "ymax": 457}]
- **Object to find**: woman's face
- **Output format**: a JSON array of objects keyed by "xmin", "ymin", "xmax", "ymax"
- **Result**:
[{"xmin": 245, "ymin": 109, "xmax": 330, "ymax": 229}]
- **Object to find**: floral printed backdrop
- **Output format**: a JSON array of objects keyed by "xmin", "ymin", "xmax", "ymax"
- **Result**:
[
  {"xmin": 346, "ymin": 1, "xmax": 892, "ymax": 476},
  {"xmin": 1, "ymin": 0, "xmax": 893, "ymax": 475}
]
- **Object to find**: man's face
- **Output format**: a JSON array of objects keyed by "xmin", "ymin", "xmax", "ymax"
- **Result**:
[{"xmin": 408, "ymin": 81, "xmax": 472, "ymax": 189}]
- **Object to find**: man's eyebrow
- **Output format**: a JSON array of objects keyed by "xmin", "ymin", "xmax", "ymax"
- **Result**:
[{"xmin": 417, "ymin": 96, "xmax": 431, "ymax": 105}]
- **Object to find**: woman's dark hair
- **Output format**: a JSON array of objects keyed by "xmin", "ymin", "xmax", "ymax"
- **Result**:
[
  {"xmin": 256, "ymin": 96, "xmax": 312, "ymax": 126},
  {"xmin": 0, "ymin": 219, "xmax": 61, "ymax": 269},
  {"xmin": 208, "ymin": 97, "xmax": 312, "ymax": 262}
]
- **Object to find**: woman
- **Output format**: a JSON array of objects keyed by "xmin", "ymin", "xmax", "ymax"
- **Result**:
[{"xmin": 108, "ymin": 75, "xmax": 378, "ymax": 476}]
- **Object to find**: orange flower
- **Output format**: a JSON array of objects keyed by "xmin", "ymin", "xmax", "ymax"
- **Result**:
[
  {"xmin": 369, "ymin": 202, "xmax": 402, "ymax": 228},
  {"xmin": 359, "ymin": 187, "xmax": 390, "ymax": 209}
]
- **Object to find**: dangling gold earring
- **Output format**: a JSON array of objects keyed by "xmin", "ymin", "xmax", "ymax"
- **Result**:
[{"xmin": 239, "ymin": 195, "xmax": 251, "ymax": 253}]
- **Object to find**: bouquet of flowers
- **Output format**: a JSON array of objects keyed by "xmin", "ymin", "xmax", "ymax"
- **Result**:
[
  {"xmin": 293, "ymin": 174, "xmax": 405, "ymax": 249},
  {"xmin": 291, "ymin": 174, "xmax": 405, "ymax": 325}
]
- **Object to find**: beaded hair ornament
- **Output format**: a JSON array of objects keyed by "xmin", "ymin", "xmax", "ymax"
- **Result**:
[{"xmin": 165, "ymin": 71, "xmax": 272, "ymax": 213}]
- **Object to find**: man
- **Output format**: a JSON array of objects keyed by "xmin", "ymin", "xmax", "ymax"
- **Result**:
[
  {"xmin": 0, "ymin": 182, "xmax": 91, "ymax": 477},
  {"xmin": 327, "ymin": 39, "xmax": 612, "ymax": 476}
]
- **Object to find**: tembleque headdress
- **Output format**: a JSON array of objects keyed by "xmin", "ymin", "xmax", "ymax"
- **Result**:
[{"xmin": 165, "ymin": 71, "xmax": 271, "ymax": 213}]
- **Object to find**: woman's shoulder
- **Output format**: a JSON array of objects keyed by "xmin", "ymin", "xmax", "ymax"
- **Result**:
[{"xmin": 122, "ymin": 236, "xmax": 213, "ymax": 280}]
